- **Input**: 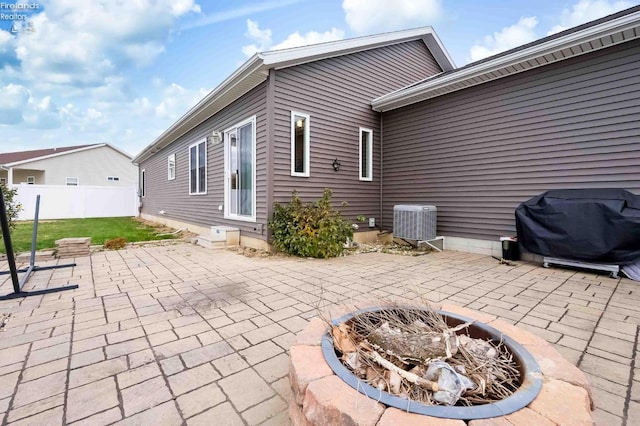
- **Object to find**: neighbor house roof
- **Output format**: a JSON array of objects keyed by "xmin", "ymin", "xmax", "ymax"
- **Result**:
[
  {"xmin": 372, "ymin": 5, "xmax": 640, "ymax": 112},
  {"xmin": 0, "ymin": 143, "xmax": 132, "ymax": 167},
  {"xmin": 133, "ymin": 27, "xmax": 455, "ymax": 163}
]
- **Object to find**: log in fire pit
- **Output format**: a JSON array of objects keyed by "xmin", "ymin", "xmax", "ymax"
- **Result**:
[{"xmin": 289, "ymin": 303, "xmax": 594, "ymax": 425}]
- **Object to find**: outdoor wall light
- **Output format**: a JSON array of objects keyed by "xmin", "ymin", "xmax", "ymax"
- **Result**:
[
  {"xmin": 207, "ymin": 131, "xmax": 223, "ymax": 144},
  {"xmin": 332, "ymin": 158, "xmax": 341, "ymax": 171}
]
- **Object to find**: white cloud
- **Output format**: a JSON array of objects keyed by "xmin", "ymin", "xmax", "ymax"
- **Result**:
[
  {"xmin": 0, "ymin": 29, "xmax": 13, "ymax": 54},
  {"xmin": 154, "ymin": 83, "xmax": 209, "ymax": 119},
  {"xmin": 0, "ymin": 84, "xmax": 30, "ymax": 124},
  {"xmin": 342, "ymin": 0, "xmax": 442, "ymax": 34},
  {"xmin": 271, "ymin": 28, "xmax": 345, "ymax": 50},
  {"xmin": 469, "ymin": 17, "xmax": 538, "ymax": 62},
  {"xmin": 547, "ymin": 0, "xmax": 632, "ymax": 35},
  {"xmin": 0, "ymin": 84, "xmax": 63, "ymax": 128},
  {"xmin": 241, "ymin": 20, "xmax": 345, "ymax": 57},
  {"xmin": 241, "ymin": 19, "xmax": 273, "ymax": 56},
  {"xmin": 12, "ymin": 0, "xmax": 200, "ymax": 88},
  {"xmin": 23, "ymin": 96, "xmax": 61, "ymax": 129}
]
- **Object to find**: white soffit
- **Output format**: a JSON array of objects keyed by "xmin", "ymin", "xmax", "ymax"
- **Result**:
[{"xmin": 371, "ymin": 10, "xmax": 640, "ymax": 112}]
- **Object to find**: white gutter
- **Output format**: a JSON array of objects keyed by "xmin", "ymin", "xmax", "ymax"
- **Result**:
[
  {"xmin": 133, "ymin": 55, "xmax": 265, "ymax": 163},
  {"xmin": 372, "ymin": 10, "xmax": 640, "ymax": 111},
  {"xmin": 133, "ymin": 26, "xmax": 457, "ymax": 163}
]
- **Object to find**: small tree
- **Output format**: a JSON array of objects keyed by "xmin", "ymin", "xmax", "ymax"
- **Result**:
[
  {"xmin": 268, "ymin": 189, "xmax": 353, "ymax": 259},
  {"xmin": 0, "ymin": 183, "xmax": 22, "ymax": 237}
]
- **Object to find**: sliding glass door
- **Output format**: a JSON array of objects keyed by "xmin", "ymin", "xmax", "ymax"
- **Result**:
[{"xmin": 224, "ymin": 117, "xmax": 255, "ymax": 221}]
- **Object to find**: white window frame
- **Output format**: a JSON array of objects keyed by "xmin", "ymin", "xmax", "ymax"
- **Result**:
[
  {"xmin": 189, "ymin": 139, "xmax": 207, "ymax": 195},
  {"xmin": 223, "ymin": 115, "xmax": 257, "ymax": 222},
  {"xmin": 167, "ymin": 153, "xmax": 176, "ymax": 181},
  {"xmin": 290, "ymin": 111, "xmax": 310, "ymax": 177},
  {"xmin": 65, "ymin": 177, "xmax": 78, "ymax": 186},
  {"xmin": 0, "ymin": 178, "xmax": 6, "ymax": 184},
  {"xmin": 359, "ymin": 127, "xmax": 373, "ymax": 182},
  {"xmin": 27, "ymin": 176, "xmax": 35, "ymax": 185},
  {"xmin": 140, "ymin": 169, "xmax": 146, "ymax": 197}
]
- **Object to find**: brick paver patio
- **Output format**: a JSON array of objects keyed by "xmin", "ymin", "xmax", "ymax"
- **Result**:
[{"xmin": 0, "ymin": 243, "xmax": 638, "ymax": 425}]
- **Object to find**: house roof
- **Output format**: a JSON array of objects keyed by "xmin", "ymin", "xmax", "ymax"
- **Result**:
[
  {"xmin": 0, "ymin": 143, "xmax": 132, "ymax": 167},
  {"xmin": 133, "ymin": 27, "xmax": 455, "ymax": 163},
  {"xmin": 372, "ymin": 5, "xmax": 640, "ymax": 112}
]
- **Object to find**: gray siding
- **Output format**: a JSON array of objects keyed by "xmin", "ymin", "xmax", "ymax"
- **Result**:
[
  {"xmin": 382, "ymin": 39, "xmax": 640, "ymax": 241},
  {"xmin": 272, "ymin": 41, "xmax": 442, "ymax": 223},
  {"xmin": 139, "ymin": 83, "xmax": 268, "ymax": 238}
]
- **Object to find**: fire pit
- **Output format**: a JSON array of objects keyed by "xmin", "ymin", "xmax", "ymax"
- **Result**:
[{"xmin": 289, "ymin": 303, "xmax": 594, "ymax": 425}]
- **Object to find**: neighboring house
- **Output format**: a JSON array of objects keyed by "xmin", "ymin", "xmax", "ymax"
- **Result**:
[
  {"xmin": 134, "ymin": 6, "xmax": 640, "ymax": 255},
  {"xmin": 0, "ymin": 143, "xmax": 137, "ymax": 187}
]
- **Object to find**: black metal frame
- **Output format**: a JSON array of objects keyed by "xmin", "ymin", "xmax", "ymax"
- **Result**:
[{"xmin": 0, "ymin": 189, "xmax": 78, "ymax": 299}]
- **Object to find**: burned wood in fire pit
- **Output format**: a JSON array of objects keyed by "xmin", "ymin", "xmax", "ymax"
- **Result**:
[{"xmin": 329, "ymin": 304, "xmax": 521, "ymax": 407}]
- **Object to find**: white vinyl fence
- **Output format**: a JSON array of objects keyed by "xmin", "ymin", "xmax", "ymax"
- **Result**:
[{"xmin": 13, "ymin": 184, "xmax": 139, "ymax": 221}]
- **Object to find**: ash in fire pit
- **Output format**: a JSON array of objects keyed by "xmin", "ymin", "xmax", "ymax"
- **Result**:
[{"xmin": 321, "ymin": 305, "xmax": 543, "ymax": 420}]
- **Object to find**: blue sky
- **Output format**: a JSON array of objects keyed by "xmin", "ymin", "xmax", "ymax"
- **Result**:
[{"xmin": 0, "ymin": 0, "xmax": 636, "ymax": 157}]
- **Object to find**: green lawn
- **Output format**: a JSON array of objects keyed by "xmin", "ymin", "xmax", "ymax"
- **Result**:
[{"xmin": 1, "ymin": 217, "xmax": 177, "ymax": 253}]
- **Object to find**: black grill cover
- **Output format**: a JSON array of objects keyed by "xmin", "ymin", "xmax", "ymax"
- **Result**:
[{"xmin": 515, "ymin": 189, "xmax": 640, "ymax": 264}]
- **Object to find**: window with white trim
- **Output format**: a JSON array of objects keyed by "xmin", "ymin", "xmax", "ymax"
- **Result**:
[
  {"xmin": 140, "ymin": 169, "xmax": 146, "ymax": 197},
  {"xmin": 27, "ymin": 176, "xmax": 35, "ymax": 184},
  {"xmin": 167, "ymin": 153, "xmax": 176, "ymax": 180},
  {"xmin": 359, "ymin": 128, "xmax": 373, "ymax": 181},
  {"xmin": 0, "ymin": 178, "xmax": 6, "ymax": 185},
  {"xmin": 65, "ymin": 177, "xmax": 78, "ymax": 186},
  {"xmin": 291, "ymin": 111, "xmax": 310, "ymax": 177},
  {"xmin": 189, "ymin": 140, "xmax": 207, "ymax": 194}
]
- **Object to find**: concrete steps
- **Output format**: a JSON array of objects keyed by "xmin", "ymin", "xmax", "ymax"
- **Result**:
[{"xmin": 195, "ymin": 226, "xmax": 240, "ymax": 249}]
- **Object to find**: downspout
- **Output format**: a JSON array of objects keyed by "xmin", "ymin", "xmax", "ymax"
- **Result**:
[
  {"xmin": 379, "ymin": 113, "xmax": 383, "ymax": 230},
  {"xmin": 265, "ymin": 69, "xmax": 276, "ymax": 242}
]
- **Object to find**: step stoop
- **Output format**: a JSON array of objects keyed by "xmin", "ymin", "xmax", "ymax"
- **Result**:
[{"xmin": 195, "ymin": 226, "xmax": 240, "ymax": 249}]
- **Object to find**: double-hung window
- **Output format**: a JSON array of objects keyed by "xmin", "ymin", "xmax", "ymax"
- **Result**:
[
  {"xmin": 65, "ymin": 177, "xmax": 79, "ymax": 186},
  {"xmin": 168, "ymin": 154, "xmax": 176, "ymax": 180},
  {"xmin": 291, "ymin": 111, "xmax": 310, "ymax": 177},
  {"xmin": 189, "ymin": 140, "xmax": 207, "ymax": 194},
  {"xmin": 359, "ymin": 128, "xmax": 373, "ymax": 181}
]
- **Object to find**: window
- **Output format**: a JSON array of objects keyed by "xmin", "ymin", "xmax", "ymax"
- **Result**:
[
  {"xmin": 27, "ymin": 176, "xmax": 35, "ymax": 185},
  {"xmin": 291, "ymin": 111, "xmax": 310, "ymax": 177},
  {"xmin": 107, "ymin": 176, "xmax": 120, "ymax": 182},
  {"xmin": 140, "ymin": 169, "xmax": 146, "ymax": 197},
  {"xmin": 65, "ymin": 177, "xmax": 78, "ymax": 186},
  {"xmin": 189, "ymin": 140, "xmax": 206, "ymax": 194},
  {"xmin": 359, "ymin": 128, "xmax": 373, "ymax": 181},
  {"xmin": 167, "ymin": 154, "xmax": 176, "ymax": 180},
  {"xmin": 0, "ymin": 178, "xmax": 6, "ymax": 184}
]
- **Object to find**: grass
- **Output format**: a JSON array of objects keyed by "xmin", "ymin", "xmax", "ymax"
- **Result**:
[{"xmin": 1, "ymin": 217, "xmax": 177, "ymax": 253}]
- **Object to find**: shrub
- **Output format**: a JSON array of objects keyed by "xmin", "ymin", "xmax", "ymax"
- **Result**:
[
  {"xmin": 268, "ymin": 189, "xmax": 353, "ymax": 259},
  {"xmin": 104, "ymin": 237, "xmax": 128, "ymax": 250},
  {"xmin": 0, "ymin": 183, "xmax": 21, "ymax": 238}
]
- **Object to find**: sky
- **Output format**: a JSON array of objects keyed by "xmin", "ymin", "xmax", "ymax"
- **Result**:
[{"xmin": 0, "ymin": 0, "xmax": 636, "ymax": 158}]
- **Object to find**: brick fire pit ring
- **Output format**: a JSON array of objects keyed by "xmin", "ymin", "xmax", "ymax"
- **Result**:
[{"xmin": 289, "ymin": 303, "xmax": 594, "ymax": 425}]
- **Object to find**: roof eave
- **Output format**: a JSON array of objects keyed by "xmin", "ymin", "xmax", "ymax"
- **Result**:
[
  {"xmin": 133, "ymin": 26, "xmax": 456, "ymax": 163},
  {"xmin": 261, "ymin": 27, "xmax": 455, "ymax": 71},
  {"xmin": 133, "ymin": 55, "xmax": 267, "ymax": 163},
  {"xmin": 3, "ymin": 144, "xmax": 106, "ymax": 167},
  {"xmin": 372, "ymin": 10, "xmax": 640, "ymax": 112}
]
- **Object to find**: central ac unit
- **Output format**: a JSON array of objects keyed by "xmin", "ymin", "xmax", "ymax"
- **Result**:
[{"xmin": 393, "ymin": 205, "xmax": 437, "ymax": 240}]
